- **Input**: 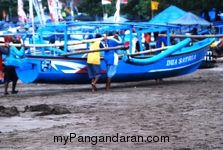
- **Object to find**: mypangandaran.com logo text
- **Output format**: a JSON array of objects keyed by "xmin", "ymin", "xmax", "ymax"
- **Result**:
[{"xmin": 53, "ymin": 133, "xmax": 170, "ymax": 145}]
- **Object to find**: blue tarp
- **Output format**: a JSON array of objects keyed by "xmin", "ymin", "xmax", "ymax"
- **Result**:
[
  {"xmin": 103, "ymin": 16, "xmax": 129, "ymax": 23},
  {"xmin": 148, "ymin": 5, "xmax": 187, "ymax": 25},
  {"xmin": 168, "ymin": 12, "xmax": 211, "ymax": 26}
]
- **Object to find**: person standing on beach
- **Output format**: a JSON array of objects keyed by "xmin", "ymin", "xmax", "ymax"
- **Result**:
[
  {"xmin": 3, "ymin": 36, "xmax": 25, "ymax": 95},
  {"xmin": 87, "ymin": 33, "xmax": 105, "ymax": 92},
  {"xmin": 104, "ymin": 32, "xmax": 123, "ymax": 91},
  {"xmin": 0, "ymin": 38, "xmax": 9, "ymax": 83}
]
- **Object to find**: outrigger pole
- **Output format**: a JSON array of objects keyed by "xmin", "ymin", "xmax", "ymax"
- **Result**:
[
  {"xmin": 59, "ymin": 46, "xmax": 173, "ymax": 57},
  {"xmin": 60, "ymin": 46, "xmax": 129, "ymax": 56},
  {"xmin": 0, "ymin": 36, "xmax": 115, "ymax": 47},
  {"xmin": 29, "ymin": 0, "xmax": 36, "ymax": 54}
]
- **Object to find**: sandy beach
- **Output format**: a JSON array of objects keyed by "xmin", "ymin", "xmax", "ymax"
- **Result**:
[{"xmin": 0, "ymin": 59, "xmax": 223, "ymax": 150}]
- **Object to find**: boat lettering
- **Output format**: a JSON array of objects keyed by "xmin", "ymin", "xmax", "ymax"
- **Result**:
[
  {"xmin": 166, "ymin": 59, "xmax": 178, "ymax": 66},
  {"xmin": 166, "ymin": 54, "xmax": 197, "ymax": 66},
  {"xmin": 178, "ymin": 55, "xmax": 196, "ymax": 64}
]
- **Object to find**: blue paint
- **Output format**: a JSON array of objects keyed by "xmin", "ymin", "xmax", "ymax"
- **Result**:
[{"xmin": 1, "ymin": 22, "xmax": 215, "ymax": 84}]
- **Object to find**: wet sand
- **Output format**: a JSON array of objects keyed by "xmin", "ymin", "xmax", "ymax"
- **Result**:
[{"xmin": 0, "ymin": 60, "xmax": 223, "ymax": 150}]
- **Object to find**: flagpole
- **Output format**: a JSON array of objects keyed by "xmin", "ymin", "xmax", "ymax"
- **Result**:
[
  {"xmin": 102, "ymin": 4, "xmax": 105, "ymax": 18},
  {"xmin": 151, "ymin": 0, "xmax": 159, "ymax": 18},
  {"xmin": 102, "ymin": 4, "xmax": 107, "ymax": 20},
  {"xmin": 102, "ymin": 0, "xmax": 111, "ymax": 20},
  {"xmin": 70, "ymin": 1, "xmax": 74, "ymax": 21},
  {"xmin": 151, "ymin": 0, "xmax": 154, "ymax": 18},
  {"xmin": 30, "ymin": 0, "xmax": 36, "ymax": 54},
  {"xmin": 114, "ymin": 0, "xmax": 120, "ymax": 22}
]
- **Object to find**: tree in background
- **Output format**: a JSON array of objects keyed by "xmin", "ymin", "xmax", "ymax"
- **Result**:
[{"xmin": 0, "ymin": 0, "xmax": 223, "ymax": 21}]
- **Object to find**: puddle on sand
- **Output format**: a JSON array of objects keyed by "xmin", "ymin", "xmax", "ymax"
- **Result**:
[
  {"xmin": 0, "ymin": 112, "xmax": 92, "ymax": 133},
  {"xmin": 0, "ymin": 116, "xmax": 72, "ymax": 133}
]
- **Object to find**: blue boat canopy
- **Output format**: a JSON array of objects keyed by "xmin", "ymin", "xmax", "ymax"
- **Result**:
[
  {"xmin": 148, "ymin": 5, "xmax": 187, "ymax": 25},
  {"xmin": 168, "ymin": 12, "xmax": 211, "ymax": 26}
]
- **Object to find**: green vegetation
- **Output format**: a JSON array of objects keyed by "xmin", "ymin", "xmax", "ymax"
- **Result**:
[{"xmin": 0, "ymin": 0, "xmax": 222, "ymax": 20}]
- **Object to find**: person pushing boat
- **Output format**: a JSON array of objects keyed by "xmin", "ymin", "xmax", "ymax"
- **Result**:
[
  {"xmin": 87, "ymin": 33, "xmax": 106, "ymax": 92},
  {"xmin": 104, "ymin": 32, "xmax": 123, "ymax": 91},
  {"xmin": 3, "ymin": 36, "xmax": 25, "ymax": 95}
]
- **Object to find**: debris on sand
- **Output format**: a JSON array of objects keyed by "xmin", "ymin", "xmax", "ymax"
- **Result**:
[
  {"xmin": 51, "ymin": 106, "xmax": 71, "ymax": 115},
  {"xmin": 23, "ymin": 104, "xmax": 51, "ymax": 112},
  {"xmin": 0, "ymin": 106, "xmax": 20, "ymax": 117},
  {"xmin": 23, "ymin": 104, "xmax": 71, "ymax": 117}
]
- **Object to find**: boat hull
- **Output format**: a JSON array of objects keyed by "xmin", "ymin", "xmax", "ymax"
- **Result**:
[{"xmin": 15, "ymin": 45, "xmax": 208, "ymax": 84}]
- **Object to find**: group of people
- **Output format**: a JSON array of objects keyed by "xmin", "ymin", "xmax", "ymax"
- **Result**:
[
  {"xmin": 0, "ymin": 35, "xmax": 25, "ymax": 95},
  {"xmin": 1, "ymin": 31, "xmax": 123, "ymax": 94},
  {"xmin": 87, "ymin": 32, "xmax": 123, "ymax": 92}
]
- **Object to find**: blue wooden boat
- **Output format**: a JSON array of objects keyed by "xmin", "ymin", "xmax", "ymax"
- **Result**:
[{"xmin": 2, "ymin": 22, "xmax": 215, "ymax": 84}]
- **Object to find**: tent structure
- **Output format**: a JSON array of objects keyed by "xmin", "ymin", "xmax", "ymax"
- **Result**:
[
  {"xmin": 65, "ymin": 14, "xmax": 94, "ymax": 21},
  {"xmin": 73, "ymin": 14, "xmax": 94, "ymax": 21},
  {"xmin": 148, "ymin": 5, "xmax": 187, "ymax": 25},
  {"xmin": 168, "ymin": 12, "xmax": 211, "ymax": 26},
  {"xmin": 103, "ymin": 16, "xmax": 129, "ymax": 23},
  {"xmin": 28, "ymin": 14, "xmax": 51, "ymax": 24}
]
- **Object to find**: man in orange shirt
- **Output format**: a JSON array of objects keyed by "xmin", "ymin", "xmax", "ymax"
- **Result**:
[{"xmin": 144, "ymin": 33, "xmax": 151, "ymax": 50}]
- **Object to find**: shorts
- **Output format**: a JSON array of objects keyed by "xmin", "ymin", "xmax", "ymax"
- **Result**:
[
  {"xmin": 4, "ymin": 66, "xmax": 18, "ymax": 82},
  {"xmin": 106, "ymin": 64, "xmax": 117, "ymax": 78},
  {"xmin": 87, "ymin": 64, "xmax": 101, "ymax": 79}
]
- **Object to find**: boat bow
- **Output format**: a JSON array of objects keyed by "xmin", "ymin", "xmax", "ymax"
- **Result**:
[{"xmin": 122, "ymin": 38, "xmax": 192, "ymax": 65}]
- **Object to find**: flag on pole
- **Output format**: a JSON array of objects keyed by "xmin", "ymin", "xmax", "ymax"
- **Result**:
[
  {"xmin": 48, "ymin": 0, "xmax": 54, "ymax": 21},
  {"xmin": 33, "ymin": 0, "xmax": 44, "ymax": 25},
  {"xmin": 48, "ymin": 0, "xmax": 59, "ymax": 23},
  {"xmin": 120, "ymin": 0, "xmax": 128, "ymax": 4},
  {"xmin": 113, "ymin": 0, "xmax": 120, "ymax": 22},
  {"xmin": 151, "ymin": 1, "xmax": 159, "ymax": 10},
  {"xmin": 36, "ymin": 0, "xmax": 47, "ymax": 26},
  {"xmin": 6, "ymin": 14, "xmax": 9, "ymax": 22},
  {"xmin": 2, "ymin": 10, "xmax": 6, "ymax": 21},
  {"xmin": 102, "ymin": 0, "xmax": 112, "ymax": 5},
  {"xmin": 18, "ymin": 0, "xmax": 28, "ymax": 23}
]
